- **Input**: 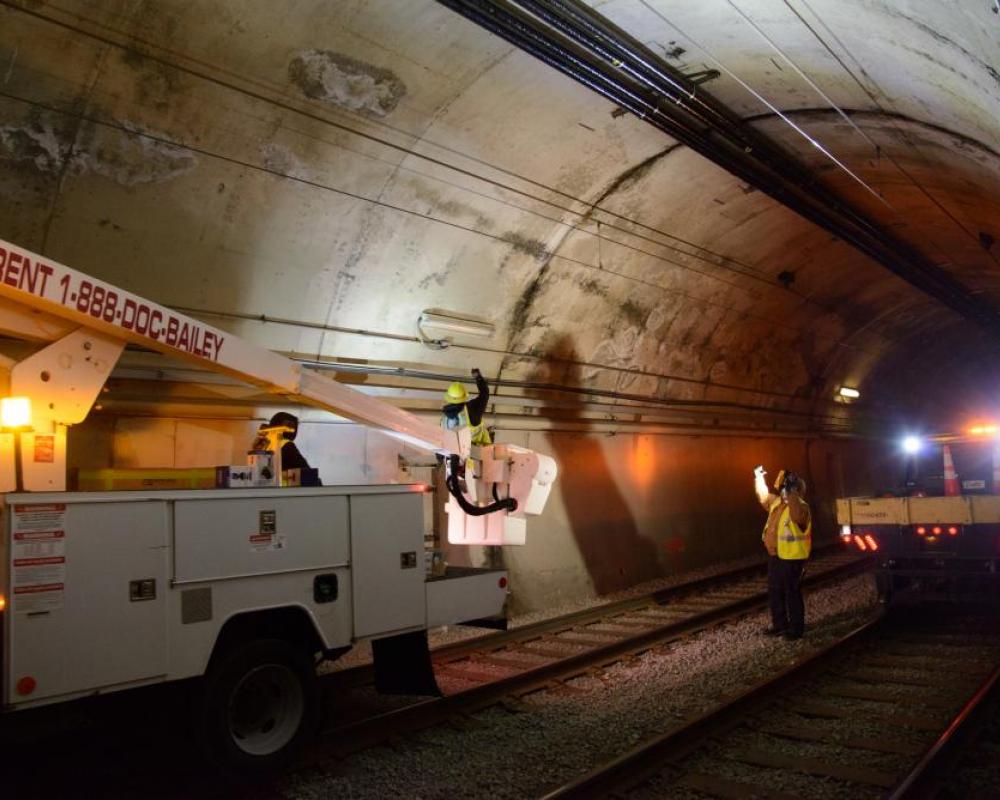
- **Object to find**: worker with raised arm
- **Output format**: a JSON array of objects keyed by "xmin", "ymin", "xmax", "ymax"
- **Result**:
[
  {"xmin": 442, "ymin": 368, "xmax": 493, "ymax": 446},
  {"xmin": 755, "ymin": 465, "xmax": 812, "ymax": 640}
]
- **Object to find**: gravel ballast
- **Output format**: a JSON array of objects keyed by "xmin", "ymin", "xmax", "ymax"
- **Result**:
[{"xmin": 282, "ymin": 571, "xmax": 879, "ymax": 800}]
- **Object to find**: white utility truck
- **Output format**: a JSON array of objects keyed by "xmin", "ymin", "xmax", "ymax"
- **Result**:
[{"xmin": 0, "ymin": 238, "xmax": 556, "ymax": 769}]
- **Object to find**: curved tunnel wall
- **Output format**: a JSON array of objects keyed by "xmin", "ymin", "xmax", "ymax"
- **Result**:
[{"xmin": 3, "ymin": 1, "xmax": 999, "ymax": 609}]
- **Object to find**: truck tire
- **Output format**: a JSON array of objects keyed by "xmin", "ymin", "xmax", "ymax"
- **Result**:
[{"xmin": 198, "ymin": 638, "xmax": 318, "ymax": 773}]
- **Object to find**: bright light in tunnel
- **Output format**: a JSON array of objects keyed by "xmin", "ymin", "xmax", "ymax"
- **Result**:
[
  {"xmin": 968, "ymin": 423, "xmax": 999, "ymax": 437},
  {"xmin": 902, "ymin": 436, "xmax": 922, "ymax": 454},
  {"xmin": 837, "ymin": 386, "xmax": 860, "ymax": 399}
]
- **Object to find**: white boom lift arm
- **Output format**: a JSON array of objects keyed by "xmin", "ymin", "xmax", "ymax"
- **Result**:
[{"xmin": 0, "ymin": 238, "xmax": 556, "ymax": 546}]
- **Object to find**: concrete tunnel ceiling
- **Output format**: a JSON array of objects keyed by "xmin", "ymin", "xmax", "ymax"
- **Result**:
[{"xmin": 1, "ymin": 0, "xmax": 1000, "ymax": 436}]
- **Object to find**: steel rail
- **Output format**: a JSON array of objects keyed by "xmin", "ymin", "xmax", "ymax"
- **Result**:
[
  {"xmin": 888, "ymin": 661, "xmax": 1000, "ymax": 799},
  {"xmin": 325, "ymin": 544, "xmax": 850, "ymax": 690},
  {"xmin": 305, "ymin": 553, "xmax": 871, "ymax": 761},
  {"xmin": 539, "ymin": 608, "xmax": 1000, "ymax": 800},
  {"xmin": 537, "ymin": 615, "xmax": 885, "ymax": 799}
]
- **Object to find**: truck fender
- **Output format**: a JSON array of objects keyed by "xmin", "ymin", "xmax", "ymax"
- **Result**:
[{"xmin": 203, "ymin": 603, "xmax": 331, "ymax": 674}]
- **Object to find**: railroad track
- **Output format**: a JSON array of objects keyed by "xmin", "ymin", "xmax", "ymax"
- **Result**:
[
  {"xmin": 326, "ymin": 545, "xmax": 858, "ymax": 693},
  {"xmin": 302, "ymin": 548, "xmax": 870, "ymax": 765},
  {"xmin": 538, "ymin": 604, "xmax": 1000, "ymax": 800}
]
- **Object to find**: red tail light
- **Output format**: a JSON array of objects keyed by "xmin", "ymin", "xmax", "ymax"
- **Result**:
[
  {"xmin": 932, "ymin": 526, "xmax": 942, "ymax": 535},
  {"xmin": 916, "ymin": 526, "xmax": 927, "ymax": 536},
  {"xmin": 864, "ymin": 534, "xmax": 878, "ymax": 551},
  {"xmin": 853, "ymin": 535, "xmax": 867, "ymax": 551},
  {"xmin": 947, "ymin": 526, "xmax": 959, "ymax": 536}
]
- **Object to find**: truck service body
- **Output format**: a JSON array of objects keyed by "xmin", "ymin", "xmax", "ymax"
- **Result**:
[{"xmin": 0, "ymin": 238, "xmax": 558, "ymax": 768}]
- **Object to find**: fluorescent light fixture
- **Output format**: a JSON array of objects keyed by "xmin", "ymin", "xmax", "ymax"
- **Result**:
[
  {"xmin": 418, "ymin": 311, "xmax": 494, "ymax": 348},
  {"xmin": 419, "ymin": 311, "xmax": 494, "ymax": 338},
  {"xmin": 1, "ymin": 396, "xmax": 31, "ymax": 428},
  {"xmin": 838, "ymin": 386, "xmax": 860, "ymax": 399},
  {"xmin": 902, "ymin": 435, "xmax": 921, "ymax": 454}
]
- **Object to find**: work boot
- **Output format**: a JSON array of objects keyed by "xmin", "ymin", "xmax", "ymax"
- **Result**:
[{"xmin": 783, "ymin": 630, "xmax": 803, "ymax": 640}]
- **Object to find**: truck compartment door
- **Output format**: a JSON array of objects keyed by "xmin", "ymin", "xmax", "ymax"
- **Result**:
[
  {"xmin": 350, "ymin": 492, "xmax": 425, "ymax": 638},
  {"xmin": 7, "ymin": 500, "xmax": 169, "ymax": 705}
]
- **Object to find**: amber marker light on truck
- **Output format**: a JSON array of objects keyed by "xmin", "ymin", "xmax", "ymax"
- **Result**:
[{"xmin": 969, "ymin": 424, "xmax": 999, "ymax": 437}]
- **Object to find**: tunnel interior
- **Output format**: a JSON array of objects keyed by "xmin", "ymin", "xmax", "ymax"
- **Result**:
[{"xmin": 2, "ymin": 0, "xmax": 999, "ymax": 611}]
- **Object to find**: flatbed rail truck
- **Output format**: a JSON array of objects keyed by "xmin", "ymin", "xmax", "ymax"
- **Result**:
[
  {"xmin": 0, "ymin": 238, "xmax": 557, "ymax": 769},
  {"xmin": 836, "ymin": 436, "xmax": 1000, "ymax": 601}
]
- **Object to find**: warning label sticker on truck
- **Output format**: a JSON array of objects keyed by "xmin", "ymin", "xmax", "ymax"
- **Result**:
[
  {"xmin": 249, "ymin": 533, "xmax": 286, "ymax": 553},
  {"xmin": 11, "ymin": 504, "xmax": 66, "ymax": 612}
]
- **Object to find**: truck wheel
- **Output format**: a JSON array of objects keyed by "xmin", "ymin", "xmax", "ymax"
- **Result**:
[{"xmin": 198, "ymin": 638, "xmax": 318, "ymax": 772}]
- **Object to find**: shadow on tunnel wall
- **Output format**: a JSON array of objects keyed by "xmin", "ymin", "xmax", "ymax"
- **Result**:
[{"xmin": 525, "ymin": 335, "xmax": 662, "ymax": 596}]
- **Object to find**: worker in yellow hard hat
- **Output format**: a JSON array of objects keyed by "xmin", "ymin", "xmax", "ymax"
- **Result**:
[{"xmin": 442, "ymin": 368, "xmax": 492, "ymax": 446}]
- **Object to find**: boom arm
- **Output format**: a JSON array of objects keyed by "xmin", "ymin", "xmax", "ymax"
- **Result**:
[{"xmin": 0, "ymin": 239, "xmax": 556, "ymax": 544}]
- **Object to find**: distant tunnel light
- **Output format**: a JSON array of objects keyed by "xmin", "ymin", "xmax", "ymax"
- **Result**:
[
  {"xmin": 903, "ymin": 436, "xmax": 922, "ymax": 454},
  {"xmin": 969, "ymin": 424, "xmax": 999, "ymax": 437},
  {"xmin": 838, "ymin": 386, "xmax": 860, "ymax": 399},
  {"xmin": 864, "ymin": 534, "xmax": 878, "ymax": 551},
  {"xmin": 840, "ymin": 524, "xmax": 852, "ymax": 540},
  {"xmin": 0, "ymin": 396, "xmax": 31, "ymax": 428},
  {"xmin": 853, "ymin": 534, "xmax": 867, "ymax": 551}
]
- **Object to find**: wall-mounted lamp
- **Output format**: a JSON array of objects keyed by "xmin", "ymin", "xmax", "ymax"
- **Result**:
[
  {"xmin": 418, "ymin": 310, "xmax": 495, "ymax": 349},
  {"xmin": 837, "ymin": 386, "xmax": 860, "ymax": 400}
]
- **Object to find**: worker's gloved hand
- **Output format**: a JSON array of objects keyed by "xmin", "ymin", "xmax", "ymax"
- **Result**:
[{"xmin": 471, "ymin": 368, "xmax": 482, "ymax": 378}]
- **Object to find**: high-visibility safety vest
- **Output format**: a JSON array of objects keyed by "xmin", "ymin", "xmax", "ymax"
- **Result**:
[
  {"xmin": 763, "ymin": 497, "xmax": 812, "ymax": 560},
  {"xmin": 442, "ymin": 404, "xmax": 492, "ymax": 446}
]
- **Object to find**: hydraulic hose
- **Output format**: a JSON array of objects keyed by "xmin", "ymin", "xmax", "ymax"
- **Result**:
[{"xmin": 446, "ymin": 455, "xmax": 518, "ymax": 516}]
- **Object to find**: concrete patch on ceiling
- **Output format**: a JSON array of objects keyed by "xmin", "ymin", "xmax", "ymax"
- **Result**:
[
  {"xmin": 0, "ymin": 118, "xmax": 196, "ymax": 186},
  {"xmin": 259, "ymin": 142, "xmax": 311, "ymax": 180},
  {"xmin": 0, "ymin": 120, "xmax": 63, "ymax": 172},
  {"xmin": 79, "ymin": 122, "xmax": 197, "ymax": 185},
  {"xmin": 288, "ymin": 49, "xmax": 407, "ymax": 117}
]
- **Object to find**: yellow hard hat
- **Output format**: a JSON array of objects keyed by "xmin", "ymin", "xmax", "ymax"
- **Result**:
[{"xmin": 445, "ymin": 382, "xmax": 468, "ymax": 403}]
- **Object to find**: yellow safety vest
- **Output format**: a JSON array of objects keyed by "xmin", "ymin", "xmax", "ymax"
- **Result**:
[
  {"xmin": 442, "ymin": 405, "xmax": 492, "ymax": 446},
  {"xmin": 763, "ymin": 498, "xmax": 812, "ymax": 560}
]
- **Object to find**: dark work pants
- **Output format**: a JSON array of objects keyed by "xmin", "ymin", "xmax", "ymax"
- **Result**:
[{"xmin": 767, "ymin": 556, "xmax": 806, "ymax": 634}]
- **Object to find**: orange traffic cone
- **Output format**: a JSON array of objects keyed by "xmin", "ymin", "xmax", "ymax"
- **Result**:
[
  {"xmin": 993, "ymin": 444, "xmax": 1000, "ymax": 494},
  {"xmin": 943, "ymin": 444, "xmax": 960, "ymax": 496}
]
